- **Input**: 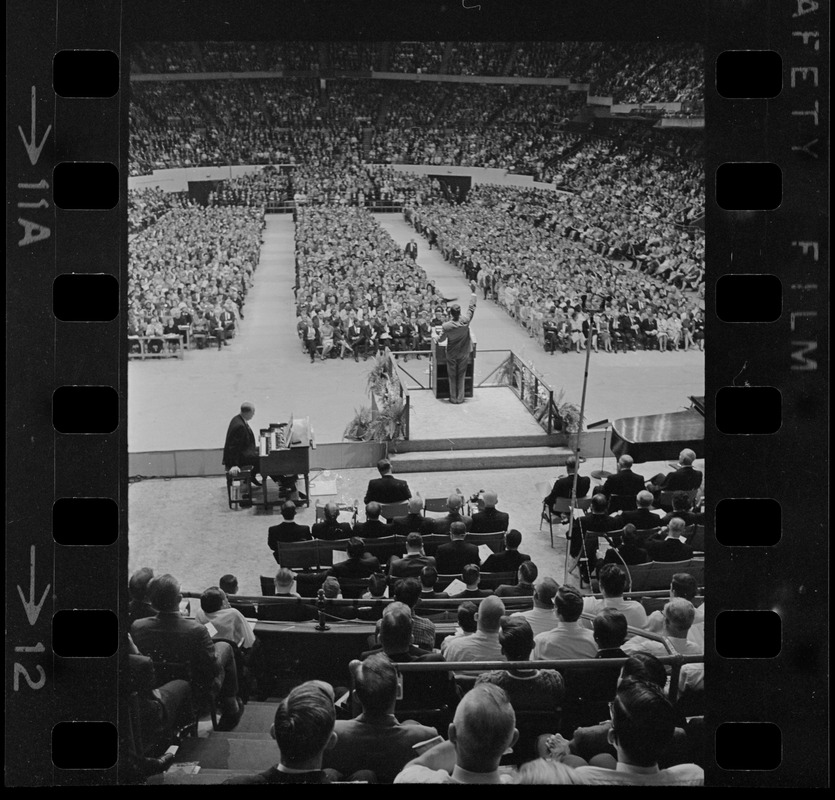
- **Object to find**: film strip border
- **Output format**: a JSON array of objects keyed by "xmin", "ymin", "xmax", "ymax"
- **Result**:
[{"xmin": 4, "ymin": 0, "xmax": 828, "ymax": 786}]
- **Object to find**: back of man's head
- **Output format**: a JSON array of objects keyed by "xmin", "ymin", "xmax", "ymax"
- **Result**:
[
  {"xmin": 565, "ymin": 455, "xmax": 578, "ymax": 473},
  {"xmin": 380, "ymin": 602, "xmax": 413, "ymax": 654},
  {"xmin": 609, "ymin": 678, "xmax": 677, "ymax": 768},
  {"xmin": 554, "ymin": 586, "xmax": 584, "ymax": 623},
  {"xmin": 670, "ymin": 572, "xmax": 698, "ymax": 601},
  {"xmin": 590, "ymin": 493, "xmax": 610, "ymax": 514},
  {"xmin": 147, "ymin": 574, "xmax": 181, "ymax": 612},
  {"xmin": 663, "ymin": 597, "xmax": 695, "ymax": 634},
  {"xmin": 321, "ymin": 576, "xmax": 341, "ymax": 599},
  {"xmin": 365, "ymin": 501, "xmax": 381, "ymax": 521},
  {"xmin": 200, "ymin": 586, "xmax": 226, "ymax": 614},
  {"xmin": 482, "ymin": 490, "xmax": 498, "ymax": 509},
  {"xmin": 281, "ymin": 500, "xmax": 297, "ymax": 520},
  {"xmin": 621, "ymin": 652, "xmax": 668, "ymax": 689},
  {"xmin": 672, "ymin": 491, "xmax": 692, "ymax": 511},
  {"xmin": 406, "ymin": 532, "xmax": 423, "ymax": 551},
  {"xmin": 449, "ymin": 521, "xmax": 467, "ymax": 539},
  {"xmin": 505, "ymin": 529, "xmax": 522, "ymax": 550},
  {"xmin": 420, "ymin": 565, "xmax": 438, "ymax": 590},
  {"xmin": 347, "ymin": 536, "xmax": 366, "ymax": 559},
  {"xmin": 477, "ymin": 595, "xmax": 506, "ymax": 633},
  {"xmin": 219, "ymin": 573, "xmax": 238, "ymax": 595},
  {"xmin": 273, "ymin": 681, "xmax": 336, "ymax": 767},
  {"xmin": 593, "ymin": 608, "xmax": 628, "ymax": 650},
  {"xmin": 377, "ymin": 458, "xmax": 392, "ymax": 476},
  {"xmin": 407, "ymin": 496, "xmax": 424, "ymax": 514},
  {"xmin": 367, "ymin": 572, "xmax": 387, "ymax": 598},
  {"xmin": 618, "ymin": 455, "xmax": 634, "ymax": 471},
  {"xmin": 667, "ymin": 517, "xmax": 686, "ymax": 538},
  {"xmin": 461, "ymin": 563, "xmax": 480, "ymax": 587},
  {"xmin": 533, "ymin": 577, "xmax": 559, "ymax": 607},
  {"xmin": 324, "ymin": 501, "xmax": 340, "ymax": 521},
  {"xmin": 457, "ymin": 601, "xmax": 478, "ymax": 633},
  {"xmin": 499, "ymin": 616, "xmax": 534, "ymax": 661},
  {"xmin": 678, "ymin": 449, "xmax": 696, "ymax": 466},
  {"xmin": 636, "ymin": 490, "xmax": 654, "ymax": 509},
  {"xmin": 350, "ymin": 653, "xmax": 398, "ymax": 717},
  {"xmin": 518, "ymin": 560, "xmax": 538, "ymax": 585},
  {"xmin": 447, "ymin": 493, "xmax": 462, "ymax": 512},
  {"xmin": 393, "ymin": 577, "xmax": 422, "ymax": 608},
  {"xmin": 129, "ymin": 567, "xmax": 155, "ymax": 602},
  {"xmin": 598, "ymin": 563, "xmax": 628, "ymax": 597},
  {"xmin": 450, "ymin": 684, "xmax": 518, "ymax": 772}
]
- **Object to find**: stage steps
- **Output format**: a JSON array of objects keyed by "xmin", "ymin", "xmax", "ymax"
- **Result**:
[{"xmin": 390, "ymin": 444, "xmax": 574, "ymax": 473}]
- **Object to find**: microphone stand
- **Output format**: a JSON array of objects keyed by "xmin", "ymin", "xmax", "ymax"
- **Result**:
[{"xmin": 314, "ymin": 587, "xmax": 330, "ymax": 631}]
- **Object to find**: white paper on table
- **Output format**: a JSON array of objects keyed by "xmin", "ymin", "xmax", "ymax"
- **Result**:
[
  {"xmin": 478, "ymin": 544, "xmax": 493, "ymax": 561},
  {"xmin": 444, "ymin": 578, "xmax": 467, "ymax": 596}
]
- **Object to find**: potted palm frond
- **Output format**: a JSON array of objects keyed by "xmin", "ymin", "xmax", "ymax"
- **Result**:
[
  {"xmin": 343, "ymin": 406, "xmax": 373, "ymax": 441},
  {"xmin": 367, "ymin": 396, "xmax": 407, "ymax": 442}
]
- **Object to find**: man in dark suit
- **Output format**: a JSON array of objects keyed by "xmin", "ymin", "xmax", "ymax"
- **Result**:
[
  {"xmin": 130, "ymin": 574, "xmax": 243, "ymax": 731},
  {"xmin": 257, "ymin": 569, "xmax": 317, "ymax": 622},
  {"xmin": 392, "ymin": 497, "xmax": 435, "ymax": 536},
  {"xmin": 481, "ymin": 529, "xmax": 531, "ymax": 573},
  {"xmin": 404, "ymin": 238, "xmax": 418, "ymax": 261},
  {"xmin": 435, "ymin": 522, "xmax": 480, "ymax": 575},
  {"xmin": 328, "ymin": 537, "xmax": 380, "ymax": 585},
  {"xmin": 543, "ymin": 456, "xmax": 591, "ymax": 510},
  {"xmin": 363, "ymin": 459, "xmax": 412, "ymax": 505},
  {"xmin": 494, "ymin": 560, "xmax": 538, "ymax": 598},
  {"xmin": 600, "ymin": 455, "xmax": 646, "ymax": 500},
  {"xmin": 569, "ymin": 494, "xmax": 625, "ymax": 582},
  {"xmin": 451, "ymin": 564, "xmax": 493, "ymax": 599},
  {"xmin": 312, "ymin": 502, "xmax": 353, "ymax": 540},
  {"xmin": 470, "ymin": 491, "xmax": 510, "ymax": 533},
  {"xmin": 353, "ymin": 502, "xmax": 393, "ymax": 539},
  {"xmin": 223, "ymin": 401, "xmax": 262, "ymax": 486},
  {"xmin": 418, "ymin": 566, "xmax": 450, "ymax": 599},
  {"xmin": 647, "ymin": 448, "xmax": 703, "ymax": 493},
  {"xmin": 617, "ymin": 491, "xmax": 663, "ymax": 532},
  {"xmin": 433, "ymin": 494, "xmax": 473, "ymax": 535},
  {"xmin": 647, "ymin": 519, "xmax": 695, "ymax": 562},
  {"xmin": 389, "ymin": 533, "xmax": 436, "ymax": 579},
  {"xmin": 268, "ymin": 501, "xmax": 313, "ymax": 555}
]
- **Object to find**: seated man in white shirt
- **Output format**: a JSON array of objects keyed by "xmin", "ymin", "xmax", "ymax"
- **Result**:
[
  {"xmin": 195, "ymin": 586, "xmax": 256, "ymax": 650},
  {"xmin": 573, "ymin": 679, "xmax": 704, "ymax": 785},
  {"xmin": 510, "ymin": 576, "xmax": 559, "ymax": 637},
  {"xmin": 532, "ymin": 585, "xmax": 598, "ymax": 661},
  {"xmin": 645, "ymin": 572, "xmax": 704, "ymax": 649},
  {"xmin": 442, "ymin": 595, "xmax": 506, "ymax": 664},
  {"xmin": 582, "ymin": 563, "xmax": 648, "ymax": 632},
  {"xmin": 394, "ymin": 683, "xmax": 519, "ymax": 784}
]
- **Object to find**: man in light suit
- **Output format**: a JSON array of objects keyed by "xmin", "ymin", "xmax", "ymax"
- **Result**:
[
  {"xmin": 223, "ymin": 401, "xmax": 262, "ymax": 486},
  {"xmin": 441, "ymin": 281, "xmax": 478, "ymax": 404}
]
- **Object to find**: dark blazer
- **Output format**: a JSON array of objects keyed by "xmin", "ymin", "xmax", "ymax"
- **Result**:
[
  {"xmin": 658, "ymin": 466, "xmax": 703, "ymax": 492},
  {"xmin": 389, "ymin": 553, "xmax": 436, "ymax": 579},
  {"xmin": 268, "ymin": 522, "xmax": 313, "ymax": 552},
  {"xmin": 617, "ymin": 508, "xmax": 662, "ymax": 531},
  {"xmin": 130, "ymin": 612, "xmax": 217, "ymax": 691},
  {"xmin": 392, "ymin": 513, "xmax": 435, "ymax": 536},
  {"xmin": 603, "ymin": 544, "xmax": 650, "ymax": 566},
  {"xmin": 311, "ymin": 521, "xmax": 353, "ymax": 540},
  {"xmin": 601, "ymin": 469, "xmax": 646, "ymax": 498},
  {"xmin": 481, "ymin": 549, "xmax": 531, "ymax": 573},
  {"xmin": 452, "ymin": 588, "xmax": 492, "ymax": 599},
  {"xmin": 660, "ymin": 511, "xmax": 700, "ymax": 527},
  {"xmin": 223, "ymin": 414, "xmax": 258, "ymax": 470},
  {"xmin": 544, "ymin": 474, "xmax": 591, "ymax": 507},
  {"xmin": 433, "ymin": 513, "xmax": 473, "ymax": 535},
  {"xmin": 328, "ymin": 554, "xmax": 381, "ymax": 581},
  {"xmin": 647, "ymin": 538, "xmax": 694, "ymax": 563},
  {"xmin": 495, "ymin": 582, "xmax": 535, "ymax": 598},
  {"xmin": 364, "ymin": 475, "xmax": 411, "ymax": 505},
  {"xmin": 435, "ymin": 540, "xmax": 481, "ymax": 575},
  {"xmin": 470, "ymin": 508, "xmax": 510, "ymax": 533},
  {"xmin": 353, "ymin": 519, "xmax": 393, "ymax": 539}
]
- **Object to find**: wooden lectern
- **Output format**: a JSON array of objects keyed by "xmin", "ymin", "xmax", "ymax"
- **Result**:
[{"xmin": 430, "ymin": 342, "xmax": 475, "ymax": 399}]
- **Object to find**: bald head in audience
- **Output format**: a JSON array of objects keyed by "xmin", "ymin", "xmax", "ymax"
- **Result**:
[
  {"xmin": 476, "ymin": 595, "xmax": 506, "ymax": 633},
  {"xmin": 449, "ymin": 684, "xmax": 519, "ymax": 773}
]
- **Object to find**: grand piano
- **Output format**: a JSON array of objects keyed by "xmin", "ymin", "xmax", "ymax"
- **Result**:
[{"xmin": 609, "ymin": 396, "xmax": 704, "ymax": 463}]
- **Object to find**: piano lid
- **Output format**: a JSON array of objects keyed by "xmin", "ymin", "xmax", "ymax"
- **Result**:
[{"xmin": 610, "ymin": 407, "xmax": 704, "ymax": 463}]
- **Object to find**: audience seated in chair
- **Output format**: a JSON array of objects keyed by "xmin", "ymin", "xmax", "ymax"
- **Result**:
[
  {"xmin": 495, "ymin": 560, "xmax": 537, "ymax": 597},
  {"xmin": 327, "ymin": 537, "xmax": 381, "ymax": 589},
  {"xmin": 645, "ymin": 573, "xmax": 704, "ymax": 649},
  {"xmin": 645, "ymin": 518, "xmax": 694, "ymax": 562},
  {"xmin": 418, "ymin": 565, "xmax": 450, "ymax": 600},
  {"xmin": 592, "ymin": 609, "xmax": 629, "ymax": 659},
  {"xmin": 510, "ymin": 576, "xmax": 559, "ymax": 637},
  {"xmin": 323, "ymin": 654, "xmax": 439, "ymax": 783},
  {"xmin": 582, "ymin": 563, "xmax": 648, "ymax": 631},
  {"xmin": 130, "ymin": 574, "xmax": 243, "ymax": 731},
  {"xmin": 569, "ymin": 494, "xmax": 624, "ymax": 582},
  {"xmin": 392, "ymin": 496, "xmax": 436, "ymax": 535},
  {"xmin": 600, "ymin": 455, "xmax": 646, "ymax": 500},
  {"xmin": 128, "ymin": 567, "xmax": 157, "ymax": 625},
  {"xmin": 393, "ymin": 683, "xmax": 519, "ymax": 784},
  {"xmin": 451, "ymin": 563, "xmax": 493, "ymax": 599},
  {"xmin": 364, "ymin": 458, "xmax": 411, "ymax": 505},
  {"xmin": 435, "ymin": 521, "xmax": 480, "ymax": 574},
  {"xmin": 268, "ymin": 500, "xmax": 313, "ymax": 555},
  {"xmin": 219, "ymin": 573, "xmax": 256, "ymax": 617},
  {"xmin": 363, "ymin": 602, "xmax": 444, "ymax": 662},
  {"xmin": 646, "ymin": 448, "xmax": 703, "ymax": 494},
  {"xmin": 469, "ymin": 490, "xmax": 510, "ymax": 533},
  {"xmin": 369, "ymin": 577, "xmax": 435, "ymax": 650},
  {"xmin": 482, "ymin": 529, "xmax": 531, "ymax": 573},
  {"xmin": 544, "ymin": 456, "xmax": 591, "ymax": 510},
  {"xmin": 432, "ymin": 494, "xmax": 473, "ymax": 535},
  {"xmin": 313, "ymin": 502, "xmax": 354, "ymax": 540},
  {"xmin": 616, "ymin": 490, "xmax": 663, "ymax": 531},
  {"xmin": 439, "ymin": 601, "xmax": 479, "ymax": 655},
  {"xmin": 195, "ymin": 586, "xmax": 256, "ymax": 650},
  {"xmin": 389, "ymin": 532, "xmax": 436, "ymax": 579},
  {"xmin": 659, "ymin": 491, "xmax": 702, "ymax": 527},
  {"xmin": 442, "ymin": 595, "xmax": 507, "ymax": 664},
  {"xmin": 225, "ymin": 680, "xmax": 375, "ymax": 784},
  {"xmin": 602, "ymin": 524, "xmax": 650, "ymax": 567},
  {"xmin": 354, "ymin": 502, "xmax": 393, "ymax": 539},
  {"xmin": 257, "ymin": 568, "xmax": 317, "ymax": 622},
  {"xmin": 532, "ymin": 585, "xmax": 598, "ymax": 661}
]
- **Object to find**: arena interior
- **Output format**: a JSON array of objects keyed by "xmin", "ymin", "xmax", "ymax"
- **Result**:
[{"xmin": 126, "ymin": 41, "xmax": 707, "ymax": 785}]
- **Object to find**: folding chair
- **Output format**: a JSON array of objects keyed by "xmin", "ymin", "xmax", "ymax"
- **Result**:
[
  {"xmin": 540, "ymin": 496, "xmax": 592, "ymax": 548},
  {"xmin": 422, "ymin": 497, "xmax": 450, "ymax": 515}
]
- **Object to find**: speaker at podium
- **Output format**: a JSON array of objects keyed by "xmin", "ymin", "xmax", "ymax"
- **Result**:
[{"xmin": 430, "ymin": 341, "xmax": 475, "ymax": 400}]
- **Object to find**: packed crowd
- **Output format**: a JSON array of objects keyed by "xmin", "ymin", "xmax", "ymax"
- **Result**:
[
  {"xmin": 126, "ymin": 461, "xmax": 705, "ymax": 783},
  {"xmin": 389, "ymin": 41, "xmax": 445, "ymax": 73},
  {"xmin": 447, "ymin": 41, "xmax": 514, "ymax": 75},
  {"xmin": 128, "ymin": 186, "xmax": 193, "ymax": 234},
  {"xmin": 127, "ymin": 206, "xmax": 263, "ymax": 351}
]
